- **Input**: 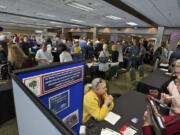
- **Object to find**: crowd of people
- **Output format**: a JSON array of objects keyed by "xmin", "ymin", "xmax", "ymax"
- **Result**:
[
  {"xmin": 0, "ymin": 33, "xmax": 180, "ymax": 134},
  {"xmin": 1, "ymin": 33, "xmax": 176, "ymax": 80}
]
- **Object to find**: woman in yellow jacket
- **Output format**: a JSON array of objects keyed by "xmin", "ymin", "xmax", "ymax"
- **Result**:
[{"xmin": 83, "ymin": 78, "xmax": 114, "ymax": 123}]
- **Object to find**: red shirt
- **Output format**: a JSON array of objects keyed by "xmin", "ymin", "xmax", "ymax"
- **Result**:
[{"xmin": 142, "ymin": 114, "xmax": 180, "ymax": 135}]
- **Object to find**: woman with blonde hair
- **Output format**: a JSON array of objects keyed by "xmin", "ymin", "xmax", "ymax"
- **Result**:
[
  {"xmin": 83, "ymin": 78, "xmax": 114, "ymax": 123},
  {"xmin": 8, "ymin": 44, "xmax": 34, "ymax": 74},
  {"xmin": 161, "ymin": 59, "xmax": 180, "ymax": 115},
  {"xmin": 111, "ymin": 45, "xmax": 119, "ymax": 63}
]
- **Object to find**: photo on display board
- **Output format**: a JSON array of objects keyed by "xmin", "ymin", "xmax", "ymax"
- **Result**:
[
  {"xmin": 23, "ymin": 76, "xmax": 41, "ymax": 96},
  {"xmin": 49, "ymin": 90, "xmax": 70, "ymax": 114},
  {"xmin": 62, "ymin": 109, "xmax": 79, "ymax": 128}
]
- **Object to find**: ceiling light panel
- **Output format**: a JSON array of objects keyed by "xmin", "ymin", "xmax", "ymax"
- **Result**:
[
  {"xmin": 105, "ymin": 15, "xmax": 122, "ymax": 20},
  {"xmin": 70, "ymin": 19, "xmax": 85, "ymax": 23},
  {"xmin": 66, "ymin": 2, "xmax": 94, "ymax": 11},
  {"xmin": 126, "ymin": 22, "xmax": 138, "ymax": 26},
  {"xmin": 50, "ymin": 21, "xmax": 62, "ymax": 24},
  {"xmin": 0, "ymin": 5, "xmax": 7, "ymax": 9}
]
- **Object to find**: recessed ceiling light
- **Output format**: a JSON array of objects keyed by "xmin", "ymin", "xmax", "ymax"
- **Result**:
[
  {"xmin": 126, "ymin": 22, "xmax": 138, "ymax": 26},
  {"xmin": 50, "ymin": 21, "xmax": 62, "ymax": 24},
  {"xmin": 0, "ymin": 5, "xmax": 7, "ymax": 9},
  {"xmin": 35, "ymin": 30, "xmax": 43, "ymax": 33},
  {"xmin": 10, "ymin": 20, "xmax": 23, "ymax": 23},
  {"xmin": 70, "ymin": 19, "xmax": 84, "ymax": 23},
  {"xmin": 55, "ymin": 26, "xmax": 62, "ymax": 28},
  {"xmin": 37, "ymin": 12, "xmax": 55, "ymax": 18},
  {"xmin": 20, "ymin": 17, "xmax": 37, "ymax": 21},
  {"xmin": 105, "ymin": 15, "xmax": 121, "ymax": 20},
  {"xmin": 66, "ymin": 2, "xmax": 94, "ymax": 11},
  {"xmin": 95, "ymin": 24, "xmax": 103, "ymax": 27}
]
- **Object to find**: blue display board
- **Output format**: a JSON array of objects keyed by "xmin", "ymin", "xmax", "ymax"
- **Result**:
[{"xmin": 18, "ymin": 62, "xmax": 85, "ymax": 134}]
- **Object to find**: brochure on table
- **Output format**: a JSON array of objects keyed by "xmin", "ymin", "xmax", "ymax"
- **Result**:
[{"xmin": 17, "ymin": 61, "xmax": 85, "ymax": 134}]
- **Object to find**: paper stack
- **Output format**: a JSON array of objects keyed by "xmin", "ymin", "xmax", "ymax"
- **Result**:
[
  {"xmin": 121, "ymin": 127, "xmax": 137, "ymax": 135},
  {"xmin": 104, "ymin": 111, "xmax": 121, "ymax": 125},
  {"xmin": 101, "ymin": 128, "xmax": 121, "ymax": 135}
]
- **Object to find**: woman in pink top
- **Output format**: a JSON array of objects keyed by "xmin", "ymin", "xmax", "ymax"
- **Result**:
[{"xmin": 161, "ymin": 59, "xmax": 180, "ymax": 115}]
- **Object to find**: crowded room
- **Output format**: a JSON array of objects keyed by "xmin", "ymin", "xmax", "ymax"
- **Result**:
[{"xmin": 0, "ymin": 0, "xmax": 180, "ymax": 135}]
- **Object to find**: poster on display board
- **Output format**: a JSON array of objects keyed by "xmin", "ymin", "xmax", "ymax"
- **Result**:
[
  {"xmin": 169, "ymin": 32, "xmax": 180, "ymax": 51},
  {"xmin": 63, "ymin": 110, "xmax": 79, "ymax": 128},
  {"xmin": 23, "ymin": 65, "xmax": 83, "ymax": 97},
  {"xmin": 49, "ymin": 90, "xmax": 70, "ymax": 114},
  {"xmin": 23, "ymin": 75, "xmax": 42, "ymax": 96},
  {"xmin": 18, "ymin": 61, "xmax": 85, "ymax": 134}
]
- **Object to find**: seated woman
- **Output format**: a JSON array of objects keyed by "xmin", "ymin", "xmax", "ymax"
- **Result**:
[
  {"xmin": 83, "ymin": 78, "xmax": 114, "ymax": 123},
  {"xmin": 8, "ymin": 44, "xmax": 34, "ymax": 75},
  {"xmin": 142, "ymin": 106, "xmax": 180, "ymax": 135},
  {"xmin": 161, "ymin": 59, "xmax": 180, "ymax": 115}
]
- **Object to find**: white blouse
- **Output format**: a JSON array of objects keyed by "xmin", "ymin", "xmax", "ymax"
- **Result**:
[{"xmin": 167, "ymin": 81, "xmax": 180, "ymax": 115}]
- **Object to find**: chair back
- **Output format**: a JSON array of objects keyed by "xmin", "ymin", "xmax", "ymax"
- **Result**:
[
  {"xmin": 130, "ymin": 67, "xmax": 136, "ymax": 81},
  {"xmin": 138, "ymin": 65, "xmax": 144, "ymax": 77}
]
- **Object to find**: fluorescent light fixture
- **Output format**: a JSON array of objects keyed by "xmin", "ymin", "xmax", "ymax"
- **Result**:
[
  {"xmin": 10, "ymin": 20, "xmax": 23, "ymax": 23},
  {"xmin": 45, "ymin": 27, "xmax": 52, "ymax": 29},
  {"xmin": 55, "ymin": 26, "xmax": 62, "ymax": 28},
  {"xmin": 67, "ymin": 2, "xmax": 94, "ymax": 11},
  {"xmin": 71, "ymin": 19, "xmax": 84, "ymax": 23},
  {"xmin": 106, "ymin": 15, "xmax": 121, "ymax": 20},
  {"xmin": 35, "ymin": 30, "xmax": 43, "ymax": 33},
  {"xmin": 0, "ymin": 5, "xmax": 7, "ymax": 9},
  {"xmin": 95, "ymin": 24, "xmax": 103, "ymax": 27},
  {"xmin": 126, "ymin": 22, "xmax": 138, "ymax": 26},
  {"xmin": 20, "ymin": 17, "xmax": 37, "ymax": 21},
  {"xmin": 50, "ymin": 21, "xmax": 62, "ymax": 24},
  {"xmin": 37, "ymin": 12, "xmax": 55, "ymax": 18}
]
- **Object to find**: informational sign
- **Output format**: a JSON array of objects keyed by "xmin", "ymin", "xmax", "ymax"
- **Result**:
[
  {"xmin": 23, "ymin": 66, "xmax": 83, "ymax": 96},
  {"xmin": 49, "ymin": 90, "xmax": 70, "ymax": 114},
  {"xmin": 42, "ymin": 66, "xmax": 83, "ymax": 94}
]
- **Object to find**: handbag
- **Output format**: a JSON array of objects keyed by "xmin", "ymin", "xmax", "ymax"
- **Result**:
[{"xmin": 99, "ymin": 51, "xmax": 108, "ymax": 63}]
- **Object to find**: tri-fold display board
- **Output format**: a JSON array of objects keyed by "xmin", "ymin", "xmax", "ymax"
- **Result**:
[{"xmin": 12, "ymin": 61, "xmax": 85, "ymax": 135}]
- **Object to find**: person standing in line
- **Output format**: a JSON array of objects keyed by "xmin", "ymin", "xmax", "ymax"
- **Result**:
[
  {"xmin": 71, "ymin": 40, "xmax": 81, "ymax": 61},
  {"xmin": 35, "ymin": 43, "xmax": 53, "ymax": 66},
  {"xmin": 59, "ymin": 43, "xmax": 72, "ymax": 63}
]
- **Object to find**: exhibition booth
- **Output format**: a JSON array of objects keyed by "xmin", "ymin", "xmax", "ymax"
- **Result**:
[{"xmin": 11, "ymin": 61, "xmax": 85, "ymax": 135}]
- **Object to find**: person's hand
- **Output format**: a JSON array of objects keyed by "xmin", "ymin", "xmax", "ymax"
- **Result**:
[
  {"xmin": 104, "ymin": 95, "xmax": 113, "ymax": 106},
  {"xmin": 143, "ymin": 105, "xmax": 153, "ymax": 126},
  {"xmin": 42, "ymin": 58, "xmax": 48, "ymax": 62},
  {"xmin": 160, "ymin": 93, "xmax": 171, "ymax": 103}
]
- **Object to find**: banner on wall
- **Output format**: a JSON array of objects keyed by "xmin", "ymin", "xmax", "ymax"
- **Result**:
[{"xmin": 169, "ymin": 32, "xmax": 180, "ymax": 51}]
